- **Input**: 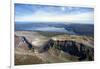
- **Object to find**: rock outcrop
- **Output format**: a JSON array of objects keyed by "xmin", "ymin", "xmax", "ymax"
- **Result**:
[
  {"xmin": 38, "ymin": 39, "xmax": 94, "ymax": 61},
  {"xmin": 15, "ymin": 32, "xmax": 94, "ymax": 62},
  {"xmin": 15, "ymin": 35, "xmax": 33, "ymax": 50}
]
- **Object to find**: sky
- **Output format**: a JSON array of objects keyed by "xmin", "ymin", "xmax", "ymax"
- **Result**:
[{"xmin": 15, "ymin": 4, "xmax": 94, "ymax": 24}]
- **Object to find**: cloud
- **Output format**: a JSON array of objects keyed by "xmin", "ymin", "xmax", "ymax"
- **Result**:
[{"xmin": 15, "ymin": 11, "xmax": 94, "ymax": 24}]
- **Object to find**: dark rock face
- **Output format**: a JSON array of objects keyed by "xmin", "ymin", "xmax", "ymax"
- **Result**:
[
  {"xmin": 38, "ymin": 39, "xmax": 94, "ymax": 61},
  {"xmin": 38, "ymin": 39, "xmax": 54, "ymax": 53},
  {"xmin": 15, "ymin": 35, "xmax": 33, "ymax": 50},
  {"xmin": 21, "ymin": 36, "xmax": 32, "ymax": 49}
]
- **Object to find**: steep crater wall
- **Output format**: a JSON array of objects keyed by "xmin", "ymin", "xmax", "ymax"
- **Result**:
[{"xmin": 38, "ymin": 39, "xmax": 94, "ymax": 61}]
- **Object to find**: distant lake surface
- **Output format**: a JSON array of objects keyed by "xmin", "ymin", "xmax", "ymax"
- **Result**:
[{"xmin": 15, "ymin": 22, "xmax": 94, "ymax": 36}]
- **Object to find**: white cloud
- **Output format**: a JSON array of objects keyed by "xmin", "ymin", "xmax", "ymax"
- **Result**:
[{"xmin": 15, "ymin": 11, "xmax": 94, "ymax": 24}]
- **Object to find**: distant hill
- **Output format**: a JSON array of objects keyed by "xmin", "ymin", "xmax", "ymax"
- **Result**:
[{"xmin": 64, "ymin": 24, "xmax": 94, "ymax": 36}]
